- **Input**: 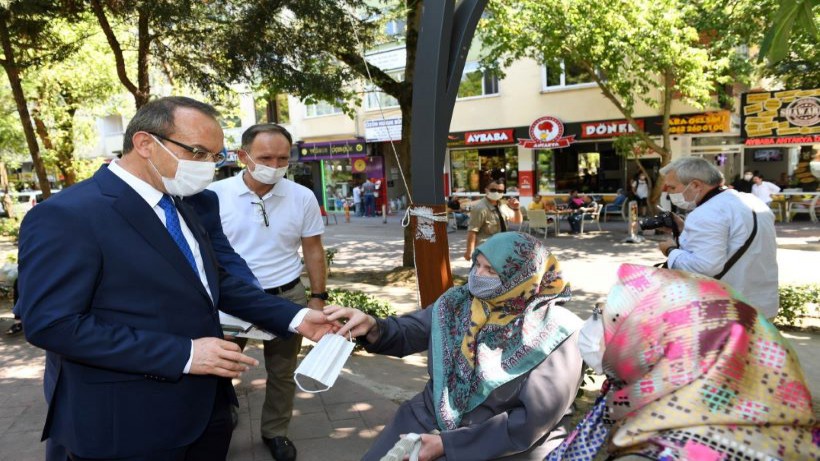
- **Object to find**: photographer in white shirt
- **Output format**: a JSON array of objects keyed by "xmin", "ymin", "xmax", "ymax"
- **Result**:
[{"xmin": 657, "ymin": 157, "xmax": 779, "ymax": 319}]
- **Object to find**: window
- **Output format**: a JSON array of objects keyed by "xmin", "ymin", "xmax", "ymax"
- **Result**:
[
  {"xmin": 255, "ymin": 94, "xmax": 290, "ymax": 124},
  {"xmin": 457, "ymin": 62, "xmax": 499, "ymax": 99},
  {"xmin": 542, "ymin": 60, "xmax": 596, "ymax": 90},
  {"xmin": 385, "ymin": 19, "xmax": 405, "ymax": 37},
  {"xmin": 305, "ymin": 100, "xmax": 343, "ymax": 118},
  {"xmin": 365, "ymin": 72, "xmax": 402, "ymax": 111},
  {"xmin": 450, "ymin": 147, "xmax": 517, "ymax": 193}
]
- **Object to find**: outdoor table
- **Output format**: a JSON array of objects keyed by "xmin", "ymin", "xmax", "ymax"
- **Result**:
[{"xmin": 776, "ymin": 191, "xmax": 820, "ymax": 222}]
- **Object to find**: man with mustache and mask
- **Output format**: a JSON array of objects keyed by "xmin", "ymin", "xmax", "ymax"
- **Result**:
[
  {"xmin": 15, "ymin": 97, "xmax": 337, "ymax": 461},
  {"xmin": 207, "ymin": 123, "xmax": 326, "ymax": 461},
  {"xmin": 463, "ymin": 179, "xmax": 522, "ymax": 260},
  {"xmin": 657, "ymin": 156, "xmax": 779, "ymax": 319}
]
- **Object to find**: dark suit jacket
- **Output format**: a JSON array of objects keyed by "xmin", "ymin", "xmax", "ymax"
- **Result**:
[
  {"xmin": 17, "ymin": 166, "xmax": 302, "ymax": 458},
  {"xmin": 185, "ymin": 190, "xmax": 261, "ymax": 289}
]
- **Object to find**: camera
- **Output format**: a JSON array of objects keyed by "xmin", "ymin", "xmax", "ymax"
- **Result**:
[{"xmin": 639, "ymin": 211, "xmax": 679, "ymax": 237}]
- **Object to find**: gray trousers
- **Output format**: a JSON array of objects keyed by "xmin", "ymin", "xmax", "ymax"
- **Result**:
[{"xmin": 260, "ymin": 281, "xmax": 308, "ymax": 438}]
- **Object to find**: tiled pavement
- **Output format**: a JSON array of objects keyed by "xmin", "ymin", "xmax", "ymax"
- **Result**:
[{"xmin": 1, "ymin": 213, "xmax": 818, "ymax": 460}]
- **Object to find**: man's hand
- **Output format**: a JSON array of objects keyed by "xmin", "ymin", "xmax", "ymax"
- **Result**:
[
  {"xmin": 507, "ymin": 197, "xmax": 520, "ymax": 210},
  {"xmin": 190, "ymin": 337, "xmax": 258, "ymax": 378},
  {"xmin": 463, "ymin": 250, "xmax": 472, "ymax": 261},
  {"xmin": 658, "ymin": 239, "xmax": 677, "ymax": 257},
  {"xmin": 295, "ymin": 309, "xmax": 340, "ymax": 341},
  {"xmin": 325, "ymin": 305, "xmax": 377, "ymax": 339}
]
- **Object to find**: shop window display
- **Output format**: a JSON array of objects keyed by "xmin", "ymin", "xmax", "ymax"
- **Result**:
[{"xmin": 450, "ymin": 147, "xmax": 518, "ymax": 194}]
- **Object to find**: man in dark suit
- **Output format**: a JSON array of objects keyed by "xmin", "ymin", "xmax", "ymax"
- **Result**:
[{"xmin": 16, "ymin": 96, "xmax": 337, "ymax": 461}]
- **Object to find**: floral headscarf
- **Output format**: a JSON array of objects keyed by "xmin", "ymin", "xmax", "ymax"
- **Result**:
[
  {"xmin": 549, "ymin": 264, "xmax": 818, "ymax": 461},
  {"xmin": 430, "ymin": 232, "xmax": 582, "ymax": 430}
]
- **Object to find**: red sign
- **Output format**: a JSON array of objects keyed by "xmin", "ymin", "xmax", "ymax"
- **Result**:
[
  {"xmin": 518, "ymin": 171, "xmax": 534, "ymax": 196},
  {"xmin": 464, "ymin": 129, "xmax": 514, "ymax": 145},
  {"xmin": 745, "ymin": 135, "xmax": 820, "ymax": 145},
  {"xmin": 581, "ymin": 120, "xmax": 644, "ymax": 139},
  {"xmin": 519, "ymin": 116, "xmax": 575, "ymax": 148}
]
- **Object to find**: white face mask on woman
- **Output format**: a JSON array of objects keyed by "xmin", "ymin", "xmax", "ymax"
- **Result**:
[
  {"xmin": 246, "ymin": 156, "xmax": 288, "ymax": 185},
  {"xmin": 150, "ymin": 135, "xmax": 215, "ymax": 197},
  {"xmin": 669, "ymin": 182, "xmax": 697, "ymax": 211}
]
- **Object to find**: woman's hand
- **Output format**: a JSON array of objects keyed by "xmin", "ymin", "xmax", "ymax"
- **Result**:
[
  {"xmin": 409, "ymin": 433, "xmax": 444, "ymax": 461},
  {"xmin": 324, "ymin": 305, "xmax": 376, "ymax": 339}
]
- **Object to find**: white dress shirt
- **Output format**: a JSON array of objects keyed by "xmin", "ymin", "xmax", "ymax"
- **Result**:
[
  {"xmin": 667, "ymin": 189, "xmax": 779, "ymax": 318},
  {"xmin": 751, "ymin": 181, "xmax": 781, "ymax": 204}
]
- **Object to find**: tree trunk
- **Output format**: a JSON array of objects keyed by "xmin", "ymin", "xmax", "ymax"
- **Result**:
[
  {"xmin": 90, "ymin": 0, "xmax": 150, "ymax": 108},
  {"xmin": 0, "ymin": 13, "xmax": 51, "ymax": 198},
  {"xmin": 400, "ymin": 0, "xmax": 422, "ymax": 268}
]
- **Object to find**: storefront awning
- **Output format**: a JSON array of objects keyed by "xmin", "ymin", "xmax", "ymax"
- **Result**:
[{"xmin": 296, "ymin": 139, "xmax": 367, "ymax": 161}]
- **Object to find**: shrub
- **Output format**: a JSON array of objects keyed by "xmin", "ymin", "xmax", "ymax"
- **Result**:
[
  {"xmin": 328, "ymin": 287, "xmax": 395, "ymax": 319},
  {"xmin": 0, "ymin": 218, "xmax": 21, "ymax": 242},
  {"xmin": 775, "ymin": 284, "xmax": 819, "ymax": 327}
]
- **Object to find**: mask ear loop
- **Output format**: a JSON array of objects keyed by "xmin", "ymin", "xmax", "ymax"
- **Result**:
[{"xmin": 294, "ymin": 331, "xmax": 354, "ymax": 394}]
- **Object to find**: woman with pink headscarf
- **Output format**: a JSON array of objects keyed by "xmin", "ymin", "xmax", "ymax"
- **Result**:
[{"xmin": 549, "ymin": 264, "xmax": 817, "ymax": 461}]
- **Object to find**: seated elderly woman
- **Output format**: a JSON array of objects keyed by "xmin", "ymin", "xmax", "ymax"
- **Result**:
[
  {"xmin": 328, "ymin": 232, "xmax": 584, "ymax": 460},
  {"xmin": 549, "ymin": 264, "xmax": 817, "ymax": 461}
]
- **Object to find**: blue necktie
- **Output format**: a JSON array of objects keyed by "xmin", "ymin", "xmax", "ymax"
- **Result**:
[{"xmin": 158, "ymin": 195, "xmax": 198, "ymax": 274}]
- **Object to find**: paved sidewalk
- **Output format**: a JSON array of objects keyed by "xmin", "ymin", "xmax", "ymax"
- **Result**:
[{"xmin": 0, "ymin": 213, "xmax": 818, "ymax": 460}]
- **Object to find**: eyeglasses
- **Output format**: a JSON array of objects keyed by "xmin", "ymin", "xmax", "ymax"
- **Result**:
[
  {"xmin": 149, "ymin": 132, "xmax": 227, "ymax": 166},
  {"xmin": 251, "ymin": 200, "xmax": 269, "ymax": 227},
  {"xmin": 488, "ymin": 188, "xmax": 505, "ymax": 193}
]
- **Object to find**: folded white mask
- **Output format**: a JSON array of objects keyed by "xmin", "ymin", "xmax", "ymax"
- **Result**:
[{"xmin": 294, "ymin": 333, "xmax": 355, "ymax": 393}]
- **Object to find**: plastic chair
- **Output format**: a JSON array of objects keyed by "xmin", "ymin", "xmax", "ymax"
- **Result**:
[
  {"xmin": 769, "ymin": 195, "xmax": 785, "ymax": 223},
  {"xmin": 525, "ymin": 209, "xmax": 554, "ymax": 238},
  {"xmin": 602, "ymin": 195, "xmax": 628, "ymax": 221},
  {"xmin": 787, "ymin": 194, "xmax": 819, "ymax": 223},
  {"xmin": 580, "ymin": 203, "xmax": 603, "ymax": 233}
]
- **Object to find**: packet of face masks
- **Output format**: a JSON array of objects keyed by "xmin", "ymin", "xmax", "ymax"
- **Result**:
[{"xmin": 294, "ymin": 333, "xmax": 355, "ymax": 393}]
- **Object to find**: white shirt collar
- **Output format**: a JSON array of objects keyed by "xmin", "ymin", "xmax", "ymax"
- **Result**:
[{"xmin": 108, "ymin": 159, "xmax": 164, "ymax": 208}]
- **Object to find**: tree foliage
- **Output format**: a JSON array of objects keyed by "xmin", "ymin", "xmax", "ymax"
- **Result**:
[
  {"xmin": 479, "ymin": 0, "xmax": 778, "ymax": 204},
  {"xmin": 0, "ymin": 0, "xmax": 84, "ymax": 196}
]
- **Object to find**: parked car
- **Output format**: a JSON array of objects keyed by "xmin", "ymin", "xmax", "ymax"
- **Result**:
[{"xmin": 0, "ymin": 191, "xmax": 51, "ymax": 217}]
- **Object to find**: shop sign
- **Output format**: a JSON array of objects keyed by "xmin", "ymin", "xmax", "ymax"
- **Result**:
[
  {"xmin": 465, "ymin": 129, "xmax": 514, "ymax": 145},
  {"xmin": 519, "ymin": 116, "xmax": 575, "ymax": 148},
  {"xmin": 365, "ymin": 117, "xmax": 402, "ymax": 142},
  {"xmin": 668, "ymin": 111, "xmax": 730, "ymax": 135},
  {"xmin": 745, "ymin": 134, "xmax": 820, "ymax": 146},
  {"xmin": 518, "ymin": 171, "xmax": 534, "ymax": 196},
  {"xmin": 741, "ymin": 89, "xmax": 820, "ymax": 140},
  {"xmin": 581, "ymin": 120, "xmax": 644, "ymax": 139},
  {"xmin": 298, "ymin": 140, "xmax": 366, "ymax": 160}
]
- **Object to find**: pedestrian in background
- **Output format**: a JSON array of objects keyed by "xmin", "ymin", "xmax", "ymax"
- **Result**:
[
  {"xmin": 208, "ymin": 123, "xmax": 327, "ymax": 461},
  {"xmin": 463, "ymin": 180, "xmax": 521, "ymax": 260},
  {"xmin": 657, "ymin": 156, "xmax": 779, "ymax": 319},
  {"xmin": 751, "ymin": 173, "xmax": 781, "ymax": 205}
]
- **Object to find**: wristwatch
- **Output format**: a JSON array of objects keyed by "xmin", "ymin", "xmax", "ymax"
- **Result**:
[{"xmin": 310, "ymin": 291, "xmax": 329, "ymax": 301}]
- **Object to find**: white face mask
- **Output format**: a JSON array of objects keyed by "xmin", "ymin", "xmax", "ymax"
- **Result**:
[
  {"xmin": 486, "ymin": 191, "xmax": 503, "ymax": 201},
  {"xmin": 150, "ymin": 135, "xmax": 215, "ymax": 197},
  {"xmin": 669, "ymin": 182, "xmax": 697, "ymax": 211},
  {"xmin": 247, "ymin": 156, "xmax": 288, "ymax": 185},
  {"xmin": 743, "ymin": 173, "xmax": 753, "ymax": 181},
  {"xmin": 294, "ymin": 333, "xmax": 354, "ymax": 393},
  {"xmin": 577, "ymin": 315, "xmax": 605, "ymax": 374}
]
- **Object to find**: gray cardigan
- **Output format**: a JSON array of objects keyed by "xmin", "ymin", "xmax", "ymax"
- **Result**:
[{"xmin": 361, "ymin": 307, "xmax": 583, "ymax": 461}]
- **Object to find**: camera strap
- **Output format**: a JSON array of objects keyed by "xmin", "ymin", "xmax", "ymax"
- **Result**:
[{"xmin": 714, "ymin": 210, "xmax": 757, "ymax": 280}]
